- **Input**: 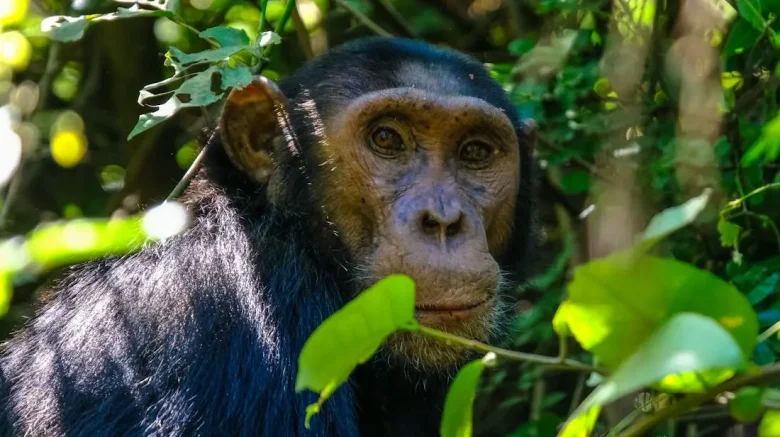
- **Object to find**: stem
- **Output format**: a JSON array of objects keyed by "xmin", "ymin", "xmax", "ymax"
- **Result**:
[
  {"xmin": 332, "ymin": 0, "xmax": 393, "ymax": 37},
  {"xmin": 418, "ymin": 326, "xmax": 604, "ymax": 374},
  {"xmin": 618, "ymin": 362, "xmax": 780, "ymax": 437},
  {"xmin": 725, "ymin": 182, "xmax": 780, "ymax": 211},
  {"xmin": 257, "ymin": 0, "xmax": 270, "ymax": 39},
  {"xmin": 758, "ymin": 321, "xmax": 780, "ymax": 343}
]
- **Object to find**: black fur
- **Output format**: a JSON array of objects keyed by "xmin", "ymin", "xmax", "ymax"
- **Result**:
[{"xmin": 0, "ymin": 37, "xmax": 535, "ymax": 437}]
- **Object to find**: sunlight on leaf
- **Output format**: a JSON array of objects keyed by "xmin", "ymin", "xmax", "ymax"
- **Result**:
[
  {"xmin": 0, "ymin": 269, "xmax": 12, "ymax": 318},
  {"xmin": 759, "ymin": 409, "xmax": 780, "ymax": 436},
  {"xmin": 41, "ymin": 6, "xmax": 173, "ymax": 42},
  {"xmin": 554, "ymin": 253, "xmax": 758, "ymax": 372},
  {"xmin": 561, "ymin": 314, "xmax": 745, "ymax": 437},
  {"xmin": 296, "ymin": 275, "xmax": 418, "ymax": 428},
  {"xmin": 558, "ymin": 405, "xmax": 600, "ymax": 437},
  {"xmin": 440, "ymin": 356, "xmax": 492, "ymax": 437}
]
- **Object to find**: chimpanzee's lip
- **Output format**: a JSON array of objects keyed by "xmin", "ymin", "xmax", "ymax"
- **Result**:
[{"xmin": 414, "ymin": 297, "xmax": 493, "ymax": 314}]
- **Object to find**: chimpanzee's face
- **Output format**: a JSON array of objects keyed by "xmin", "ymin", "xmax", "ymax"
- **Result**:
[{"xmin": 312, "ymin": 87, "xmax": 520, "ymax": 368}]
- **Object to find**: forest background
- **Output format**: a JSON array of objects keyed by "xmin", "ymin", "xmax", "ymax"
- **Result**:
[{"xmin": 1, "ymin": 0, "xmax": 780, "ymax": 436}]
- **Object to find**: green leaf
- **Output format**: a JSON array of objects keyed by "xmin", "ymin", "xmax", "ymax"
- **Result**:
[
  {"xmin": 718, "ymin": 217, "xmax": 742, "ymax": 248},
  {"xmin": 639, "ymin": 189, "xmax": 711, "ymax": 249},
  {"xmin": 440, "ymin": 358, "xmax": 487, "ymax": 437},
  {"xmin": 560, "ymin": 169, "xmax": 591, "ymax": 194},
  {"xmin": 759, "ymin": 409, "xmax": 780, "ymax": 436},
  {"xmin": 167, "ymin": 46, "xmax": 250, "ymax": 70},
  {"xmin": 747, "ymin": 273, "xmax": 779, "ymax": 305},
  {"xmin": 730, "ymin": 386, "xmax": 766, "ymax": 423},
  {"xmin": 0, "ymin": 269, "xmax": 12, "ymax": 318},
  {"xmin": 41, "ymin": 6, "xmax": 173, "ymax": 42},
  {"xmin": 508, "ymin": 38, "xmax": 536, "ymax": 57},
  {"xmin": 736, "ymin": 0, "xmax": 765, "ymax": 30},
  {"xmin": 296, "ymin": 274, "xmax": 418, "ymax": 427},
  {"xmin": 558, "ymin": 406, "xmax": 601, "ymax": 437},
  {"xmin": 129, "ymin": 64, "xmax": 251, "ymax": 139},
  {"xmin": 561, "ymin": 313, "xmax": 746, "ymax": 436},
  {"xmin": 200, "ymin": 26, "xmax": 250, "ymax": 47},
  {"xmin": 258, "ymin": 31, "xmax": 282, "ymax": 47},
  {"xmin": 215, "ymin": 65, "xmax": 253, "ymax": 90},
  {"xmin": 554, "ymin": 253, "xmax": 758, "ymax": 372},
  {"xmin": 128, "ymin": 96, "xmax": 184, "ymax": 140},
  {"xmin": 724, "ymin": 19, "xmax": 763, "ymax": 56},
  {"xmin": 743, "ymin": 114, "xmax": 780, "ymax": 165}
]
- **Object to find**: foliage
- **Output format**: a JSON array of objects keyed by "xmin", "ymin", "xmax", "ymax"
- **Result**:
[{"xmin": 1, "ymin": 0, "xmax": 780, "ymax": 435}]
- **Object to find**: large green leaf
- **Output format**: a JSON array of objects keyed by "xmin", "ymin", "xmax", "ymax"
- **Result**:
[
  {"xmin": 296, "ymin": 275, "xmax": 418, "ymax": 427},
  {"xmin": 440, "ymin": 358, "xmax": 488, "ymax": 437},
  {"xmin": 723, "ymin": 18, "xmax": 763, "ymax": 56},
  {"xmin": 554, "ymin": 253, "xmax": 758, "ymax": 371},
  {"xmin": 560, "ymin": 313, "xmax": 746, "ymax": 436},
  {"xmin": 736, "ymin": 0, "xmax": 765, "ymax": 31}
]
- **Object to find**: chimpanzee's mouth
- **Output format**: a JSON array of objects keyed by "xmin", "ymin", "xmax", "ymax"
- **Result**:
[{"xmin": 414, "ymin": 297, "xmax": 494, "ymax": 321}]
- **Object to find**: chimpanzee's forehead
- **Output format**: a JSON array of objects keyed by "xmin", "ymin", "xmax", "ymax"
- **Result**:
[{"xmin": 279, "ymin": 38, "xmax": 516, "ymax": 121}]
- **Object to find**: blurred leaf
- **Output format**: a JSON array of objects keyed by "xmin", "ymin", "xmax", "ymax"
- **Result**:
[
  {"xmin": 558, "ymin": 405, "xmax": 600, "ymax": 437},
  {"xmin": 640, "ymin": 189, "xmax": 711, "ymax": 245},
  {"xmin": 736, "ymin": 0, "xmax": 765, "ymax": 30},
  {"xmin": 743, "ymin": 114, "xmax": 780, "ymax": 164},
  {"xmin": 759, "ymin": 409, "xmax": 780, "ymax": 436},
  {"xmin": 296, "ymin": 275, "xmax": 417, "ymax": 427},
  {"xmin": 508, "ymin": 38, "xmax": 536, "ymax": 57},
  {"xmin": 530, "ymin": 233, "xmax": 574, "ymax": 289},
  {"xmin": 200, "ymin": 26, "xmax": 249, "ymax": 47},
  {"xmin": 561, "ymin": 314, "xmax": 745, "ymax": 436},
  {"xmin": 554, "ymin": 252, "xmax": 758, "ymax": 371},
  {"xmin": 441, "ymin": 358, "xmax": 486, "ymax": 437},
  {"xmin": 41, "ymin": 6, "xmax": 173, "ymax": 42},
  {"xmin": 724, "ymin": 19, "xmax": 762, "ymax": 56},
  {"xmin": 0, "ymin": 269, "xmax": 11, "ymax": 318},
  {"xmin": 22, "ymin": 215, "xmax": 165, "ymax": 272},
  {"xmin": 718, "ymin": 217, "xmax": 742, "ymax": 248},
  {"xmin": 730, "ymin": 386, "xmax": 766, "ymax": 423},
  {"xmin": 747, "ymin": 273, "xmax": 779, "ymax": 305},
  {"xmin": 560, "ymin": 169, "xmax": 591, "ymax": 194}
]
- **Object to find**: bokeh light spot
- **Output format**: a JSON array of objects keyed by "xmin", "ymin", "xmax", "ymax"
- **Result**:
[{"xmin": 51, "ymin": 130, "xmax": 87, "ymax": 168}]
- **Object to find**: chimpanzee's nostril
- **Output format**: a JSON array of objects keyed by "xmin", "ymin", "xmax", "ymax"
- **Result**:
[
  {"xmin": 422, "ymin": 213, "xmax": 439, "ymax": 236},
  {"xmin": 445, "ymin": 219, "xmax": 461, "ymax": 237}
]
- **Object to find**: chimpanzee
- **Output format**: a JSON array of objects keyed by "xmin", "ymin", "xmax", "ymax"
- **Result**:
[{"xmin": 0, "ymin": 37, "xmax": 535, "ymax": 437}]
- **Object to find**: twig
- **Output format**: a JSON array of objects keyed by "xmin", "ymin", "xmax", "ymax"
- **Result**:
[
  {"xmin": 332, "ymin": 0, "xmax": 393, "ymax": 37},
  {"xmin": 166, "ymin": 133, "xmax": 214, "ymax": 201},
  {"xmin": 758, "ymin": 321, "xmax": 780, "ymax": 343},
  {"xmin": 291, "ymin": 3, "xmax": 314, "ymax": 59},
  {"xmin": 618, "ymin": 362, "xmax": 780, "ymax": 437},
  {"xmin": 366, "ymin": 0, "xmax": 418, "ymax": 38},
  {"xmin": 418, "ymin": 326, "xmax": 604, "ymax": 374}
]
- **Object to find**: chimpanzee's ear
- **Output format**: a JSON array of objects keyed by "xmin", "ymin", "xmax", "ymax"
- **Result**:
[{"xmin": 219, "ymin": 76, "xmax": 291, "ymax": 185}]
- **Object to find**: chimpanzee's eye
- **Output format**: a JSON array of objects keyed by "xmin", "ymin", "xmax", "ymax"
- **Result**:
[
  {"xmin": 459, "ymin": 141, "xmax": 496, "ymax": 168},
  {"xmin": 369, "ymin": 126, "xmax": 405, "ymax": 157}
]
